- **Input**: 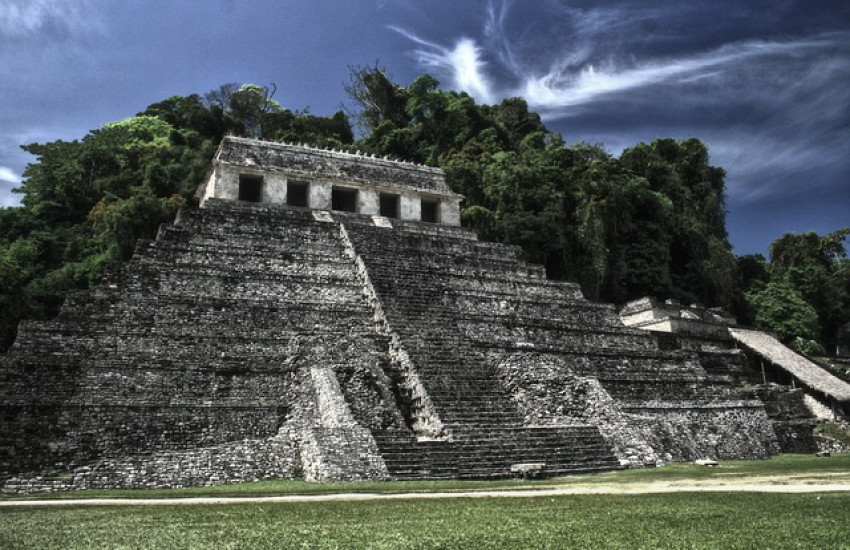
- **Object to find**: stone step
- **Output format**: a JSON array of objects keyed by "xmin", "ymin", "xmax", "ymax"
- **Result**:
[
  {"xmin": 371, "ymin": 424, "xmax": 620, "ymax": 479},
  {"xmin": 133, "ymin": 240, "xmax": 349, "ymax": 268},
  {"xmin": 160, "ymin": 222, "xmax": 340, "ymax": 247}
]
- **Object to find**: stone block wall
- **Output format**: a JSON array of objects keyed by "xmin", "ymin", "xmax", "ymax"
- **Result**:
[
  {"xmin": 343, "ymin": 217, "xmax": 778, "ymax": 466},
  {"xmin": 1, "ymin": 198, "xmax": 783, "ymax": 491},
  {"xmin": 629, "ymin": 406, "xmax": 779, "ymax": 460},
  {"xmin": 741, "ymin": 385, "xmax": 819, "ymax": 454},
  {"xmin": 201, "ymin": 138, "xmax": 464, "ymax": 225},
  {"xmin": 0, "ymin": 200, "xmax": 399, "ymax": 490},
  {"xmin": 2, "ymin": 437, "xmax": 302, "ymax": 494}
]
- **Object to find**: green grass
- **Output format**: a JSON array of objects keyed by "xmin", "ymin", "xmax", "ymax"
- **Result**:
[
  {"xmin": 580, "ymin": 452, "xmax": 850, "ymax": 483},
  {"xmin": 3, "ymin": 453, "xmax": 848, "ymax": 501},
  {"xmin": 2, "ymin": 454, "xmax": 848, "ymax": 549},
  {"xmin": 2, "ymin": 492, "xmax": 848, "ymax": 549}
]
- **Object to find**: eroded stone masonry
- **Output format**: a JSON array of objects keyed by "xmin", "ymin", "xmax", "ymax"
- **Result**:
[{"xmin": 1, "ymin": 137, "xmax": 784, "ymax": 493}]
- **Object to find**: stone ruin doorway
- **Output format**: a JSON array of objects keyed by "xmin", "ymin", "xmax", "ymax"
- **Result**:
[
  {"xmin": 379, "ymin": 193, "xmax": 400, "ymax": 219},
  {"xmin": 421, "ymin": 198, "xmax": 440, "ymax": 223},
  {"xmin": 332, "ymin": 187, "xmax": 358, "ymax": 213},
  {"xmin": 238, "ymin": 174, "xmax": 263, "ymax": 203},
  {"xmin": 287, "ymin": 180, "xmax": 310, "ymax": 207}
]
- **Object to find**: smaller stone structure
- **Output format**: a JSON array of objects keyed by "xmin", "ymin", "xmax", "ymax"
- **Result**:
[
  {"xmin": 199, "ymin": 136, "xmax": 464, "ymax": 225},
  {"xmin": 619, "ymin": 297, "xmax": 735, "ymax": 340},
  {"xmin": 729, "ymin": 328, "xmax": 850, "ymax": 418},
  {"xmin": 620, "ymin": 297, "xmax": 850, "ymax": 451}
]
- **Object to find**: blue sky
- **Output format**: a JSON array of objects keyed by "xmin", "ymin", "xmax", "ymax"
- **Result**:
[{"xmin": 1, "ymin": 0, "xmax": 848, "ymax": 255}]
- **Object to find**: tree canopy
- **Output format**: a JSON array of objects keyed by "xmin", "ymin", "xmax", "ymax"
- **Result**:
[
  {"xmin": 345, "ymin": 68, "xmax": 736, "ymax": 307},
  {"xmin": 0, "ymin": 85, "xmax": 353, "ymax": 349},
  {"xmin": 1, "ymin": 71, "xmax": 848, "ymax": 354},
  {"xmin": 763, "ymin": 229, "xmax": 850, "ymax": 351}
]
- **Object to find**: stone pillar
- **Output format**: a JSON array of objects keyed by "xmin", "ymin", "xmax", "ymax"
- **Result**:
[
  {"xmin": 358, "ymin": 189, "xmax": 379, "ymax": 216},
  {"xmin": 200, "ymin": 172, "xmax": 216, "ymax": 205},
  {"xmin": 262, "ymin": 173, "xmax": 287, "ymax": 205},
  {"xmin": 214, "ymin": 166, "xmax": 239, "ymax": 202},
  {"xmin": 310, "ymin": 181, "xmax": 332, "ymax": 210},
  {"xmin": 440, "ymin": 198, "xmax": 462, "ymax": 226},
  {"xmin": 400, "ymin": 193, "xmax": 421, "ymax": 222}
]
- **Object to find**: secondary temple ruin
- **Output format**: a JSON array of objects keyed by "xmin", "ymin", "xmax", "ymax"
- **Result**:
[
  {"xmin": 620, "ymin": 297, "xmax": 850, "ymax": 453},
  {"xmin": 3, "ymin": 136, "xmax": 844, "ymax": 493}
]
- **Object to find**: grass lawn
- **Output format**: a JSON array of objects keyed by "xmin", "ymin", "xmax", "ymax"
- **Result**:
[
  {"xmin": 1, "ymin": 492, "xmax": 847, "ymax": 549},
  {"xmin": 1, "ymin": 454, "xmax": 848, "ymax": 549}
]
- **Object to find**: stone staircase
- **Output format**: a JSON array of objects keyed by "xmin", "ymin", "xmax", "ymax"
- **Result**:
[
  {"xmin": 373, "ymin": 425, "xmax": 618, "ymax": 479},
  {"xmin": 1, "ymin": 200, "xmax": 781, "ymax": 490},
  {"xmin": 342, "ymin": 220, "xmax": 624, "ymax": 476},
  {"xmin": 343, "ymin": 217, "xmax": 777, "ymax": 465}
]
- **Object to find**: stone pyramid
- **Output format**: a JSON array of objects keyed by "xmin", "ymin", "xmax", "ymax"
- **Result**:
[{"xmin": 0, "ymin": 138, "xmax": 778, "ymax": 493}]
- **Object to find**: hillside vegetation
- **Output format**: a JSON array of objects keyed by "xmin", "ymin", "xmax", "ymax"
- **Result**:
[{"xmin": 1, "ymin": 73, "xmax": 847, "ymax": 352}]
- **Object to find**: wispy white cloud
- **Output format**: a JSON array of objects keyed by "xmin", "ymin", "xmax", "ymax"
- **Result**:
[
  {"xmin": 522, "ymin": 37, "xmax": 835, "ymax": 113},
  {"xmin": 390, "ymin": 26, "xmax": 494, "ymax": 104},
  {"xmin": 394, "ymin": 0, "xmax": 846, "ymax": 123},
  {"xmin": 0, "ymin": 0, "xmax": 94, "ymax": 39},
  {"xmin": 397, "ymin": 23, "xmax": 837, "ymax": 116},
  {"xmin": 711, "ymin": 119, "xmax": 848, "ymax": 203},
  {"xmin": 393, "ymin": 4, "xmax": 850, "ymax": 207},
  {"xmin": 483, "ymin": 0, "xmax": 523, "ymax": 76},
  {"xmin": 0, "ymin": 166, "xmax": 21, "ymax": 185}
]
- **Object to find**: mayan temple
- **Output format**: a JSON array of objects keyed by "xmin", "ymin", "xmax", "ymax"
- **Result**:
[{"xmin": 1, "ymin": 136, "xmax": 791, "ymax": 493}]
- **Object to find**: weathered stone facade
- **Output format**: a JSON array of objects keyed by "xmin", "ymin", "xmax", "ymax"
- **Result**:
[
  {"xmin": 200, "ymin": 137, "xmax": 463, "ymax": 225},
  {"xmin": 1, "ymin": 139, "xmax": 782, "ymax": 493},
  {"xmin": 620, "ymin": 297, "xmax": 850, "ymax": 451},
  {"xmin": 742, "ymin": 385, "xmax": 819, "ymax": 454}
]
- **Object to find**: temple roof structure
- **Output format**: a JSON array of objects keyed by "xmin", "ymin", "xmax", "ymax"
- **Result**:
[{"xmin": 199, "ymin": 137, "xmax": 463, "ymax": 225}]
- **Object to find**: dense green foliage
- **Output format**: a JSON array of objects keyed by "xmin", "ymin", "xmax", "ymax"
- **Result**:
[
  {"xmin": 736, "ymin": 229, "xmax": 850, "ymax": 352},
  {"xmin": 746, "ymin": 279, "xmax": 821, "ymax": 349},
  {"xmin": 0, "ymin": 85, "xmax": 352, "ymax": 349},
  {"xmin": 768, "ymin": 229, "xmax": 850, "ymax": 350},
  {"xmin": 1, "ymin": 71, "xmax": 848, "ymax": 352},
  {"xmin": 348, "ymin": 69, "xmax": 734, "ymax": 307}
]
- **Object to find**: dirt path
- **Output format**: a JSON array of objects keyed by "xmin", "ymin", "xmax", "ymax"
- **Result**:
[{"xmin": 3, "ymin": 482, "xmax": 849, "ymax": 507}]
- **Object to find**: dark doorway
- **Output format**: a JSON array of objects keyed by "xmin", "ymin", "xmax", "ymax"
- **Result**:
[
  {"xmin": 239, "ymin": 174, "xmax": 263, "ymax": 202},
  {"xmin": 421, "ymin": 198, "xmax": 439, "ymax": 223},
  {"xmin": 379, "ymin": 193, "xmax": 400, "ymax": 218},
  {"xmin": 287, "ymin": 181, "xmax": 309, "ymax": 207},
  {"xmin": 332, "ymin": 187, "xmax": 358, "ymax": 212}
]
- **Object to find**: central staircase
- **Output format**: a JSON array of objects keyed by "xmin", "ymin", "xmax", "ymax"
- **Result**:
[{"xmin": 342, "ymin": 218, "xmax": 621, "ymax": 478}]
